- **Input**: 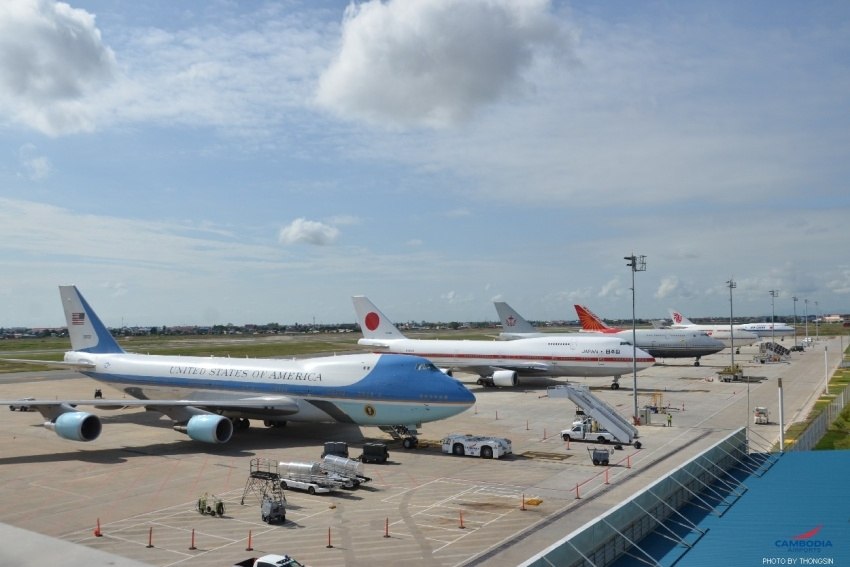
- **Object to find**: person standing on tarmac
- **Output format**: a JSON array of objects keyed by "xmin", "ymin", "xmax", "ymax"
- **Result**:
[{"xmin": 667, "ymin": 413, "xmax": 672, "ymax": 427}]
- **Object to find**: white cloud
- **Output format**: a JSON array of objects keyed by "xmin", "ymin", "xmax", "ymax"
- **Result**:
[
  {"xmin": 278, "ymin": 218, "xmax": 340, "ymax": 246},
  {"xmin": 0, "ymin": 0, "xmax": 116, "ymax": 135},
  {"xmin": 655, "ymin": 276, "xmax": 679, "ymax": 300},
  {"xmin": 598, "ymin": 277, "xmax": 623, "ymax": 298},
  {"xmin": 17, "ymin": 144, "xmax": 51, "ymax": 180},
  {"xmin": 316, "ymin": 0, "xmax": 566, "ymax": 128}
]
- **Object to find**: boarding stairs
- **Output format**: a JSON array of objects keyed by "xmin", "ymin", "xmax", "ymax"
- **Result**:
[
  {"xmin": 753, "ymin": 341, "xmax": 791, "ymax": 364},
  {"xmin": 548, "ymin": 384, "xmax": 639, "ymax": 444}
]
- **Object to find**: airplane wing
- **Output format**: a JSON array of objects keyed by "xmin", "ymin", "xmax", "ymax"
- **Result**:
[
  {"xmin": 0, "ymin": 358, "xmax": 96, "ymax": 370},
  {"xmin": 0, "ymin": 397, "xmax": 301, "ymax": 420}
]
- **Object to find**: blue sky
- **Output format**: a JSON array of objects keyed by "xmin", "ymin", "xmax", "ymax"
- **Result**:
[{"xmin": 1, "ymin": 0, "xmax": 848, "ymax": 328}]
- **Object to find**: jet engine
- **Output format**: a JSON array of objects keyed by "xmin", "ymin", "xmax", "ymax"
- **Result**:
[
  {"xmin": 476, "ymin": 370, "xmax": 518, "ymax": 387},
  {"xmin": 45, "ymin": 411, "xmax": 102, "ymax": 442},
  {"xmin": 178, "ymin": 414, "xmax": 234, "ymax": 444}
]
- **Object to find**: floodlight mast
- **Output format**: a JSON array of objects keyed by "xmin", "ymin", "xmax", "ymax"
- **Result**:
[
  {"xmin": 769, "ymin": 290, "xmax": 779, "ymax": 344},
  {"xmin": 792, "ymin": 296, "xmax": 798, "ymax": 349},
  {"xmin": 727, "ymin": 279, "xmax": 736, "ymax": 370},
  {"xmin": 625, "ymin": 254, "xmax": 646, "ymax": 424},
  {"xmin": 728, "ymin": 278, "xmax": 744, "ymax": 444}
]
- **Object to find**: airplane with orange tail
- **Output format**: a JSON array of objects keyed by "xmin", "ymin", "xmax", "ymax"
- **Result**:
[{"xmin": 494, "ymin": 302, "xmax": 724, "ymax": 366}]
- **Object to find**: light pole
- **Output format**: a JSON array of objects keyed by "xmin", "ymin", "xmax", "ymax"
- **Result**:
[
  {"xmin": 727, "ymin": 279, "xmax": 736, "ymax": 370},
  {"xmin": 769, "ymin": 290, "xmax": 779, "ymax": 345},
  {"xmin": 625, "ymin": 254, "xmax": 646, "ymax": 424},
  {"xmin": 792, "ymin": 296, "xmax": 798, "ymax": 349},
  {"xmin": 805, "ymin": 299, "xmax": 809, "ymax": 341},
  {"xmin": 815, "ymin": 301, "xmax": 820, "ymax": 341},
  {"xmin": 728, "ymin": 279, "xmax": 745, "ymax": 442}
]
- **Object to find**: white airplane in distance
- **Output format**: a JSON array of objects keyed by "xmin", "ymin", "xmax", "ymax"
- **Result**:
[
  {"xmin": 495, "ymin": 302, "xmax": 724, "ymax": 366},
  {"xmin": 0, "ymin": 286, "xmax": 475, "ymax": 449},
  {"xmin": 735, "ymin": 321, "xmax": 796, "ymax": 338},
  {"xmin": 353, "ymin": 296, "xmax": 655, "ymax": 390},
  {"xmin": 667, "ymin": 309, "xmax": 760, "ymax": 349}
]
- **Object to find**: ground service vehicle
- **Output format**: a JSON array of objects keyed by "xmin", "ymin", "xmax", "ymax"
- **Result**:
[
  {"xmin": 753, "ymin": 406, "xmax": 770, "ymax": 424},
  {"xmin": 588, "ymin": 447, "xmax": 613, "ymax": 466},
  {"xmin": 234, "ymin": 554, "xmax": 303, "ymax": 567},
  {"xmin": 321, "ymin": 441, "xmax": 349, "ymax": 458},
  {"xmin": 562, "ymin": 423, "xmax": 622, "ymax": 445},
  {"xmin": 278, "ymin": 461, "xmax": 341, "ymax": 494},
  {"xmin": 261, "ymin": 497, "xmax": 286, "ymax": 523},
  {"xmin": 360, "ymin": 442, "xmax": 389, "ymax": 463},
  {"xmin": 320, "ymin": 454, "xmax": 371, "ymax": 487},
  {"xmin": 9, "ymin": 398, "xmax": 34, "ymax": 411},
  {"xmin": 441, "ymin": 434, "xmax": 512, "ymax": 459}
]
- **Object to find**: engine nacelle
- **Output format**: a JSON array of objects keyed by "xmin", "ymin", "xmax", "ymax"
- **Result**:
[
  {"xmin": 183, "ymin": 414, "xmax": 234, "ymax": 444},
  {"xmin": 492, "ymin": 370, "xmax": 518, "ymax": 387},
  {"xmin": 476, "ymin": 370, "xmax": 518, "ymax": 387},
  {"xmin": 46, "ymin": 411, "xmax": 102, "ymax": 442}
]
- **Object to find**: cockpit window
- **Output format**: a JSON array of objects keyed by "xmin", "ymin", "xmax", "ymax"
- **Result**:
[{"xmin": 416, "ymin": 362, "xmax": 439, "ymax": 372}]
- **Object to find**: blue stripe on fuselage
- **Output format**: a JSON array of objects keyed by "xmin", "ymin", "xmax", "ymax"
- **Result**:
[{"xmin": 83, "ymin": 354, "xmax": 475, "ymax": 405}]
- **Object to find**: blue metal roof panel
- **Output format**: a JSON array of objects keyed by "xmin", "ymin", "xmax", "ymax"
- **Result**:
[{"xmin": 659, "ymin": 450, "xmax": 850, "ymax": 566}]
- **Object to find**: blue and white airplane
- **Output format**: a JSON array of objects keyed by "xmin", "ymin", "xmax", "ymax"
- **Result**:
[{"xmin": 0, "ymin": 286, "xmax": 474, "ymax": 449}]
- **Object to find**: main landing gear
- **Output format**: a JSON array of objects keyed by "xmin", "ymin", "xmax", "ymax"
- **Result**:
[
  {"xmin": 380, "ymin": 425, "xmax": 419, "ymax": 449},
  {"xmin": 610, "ymin": 375, "xmax": 621, "ymax": 390},
  {"xmin": 693, "ymin": 357, "xmax": 701, "ymax": 367}
]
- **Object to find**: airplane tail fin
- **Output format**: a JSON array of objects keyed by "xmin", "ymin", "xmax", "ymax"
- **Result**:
[
  {"xmin": 574, "ymin": 304, "xmax": 619, "ymax": 332},
  {"xmin": 60, "ymin": 286, "xmax": 125, "ymax": 354},
  {"xmin": 668, "ymin": 309, "xmax": 694, "ymax": 326},
  {"xmin": 493, "ymin": 302, "xmax": 538, "ymax": 334},
  {"xmin": 352, "ymin": 296, "xmax": 407, "ymax": 340}
]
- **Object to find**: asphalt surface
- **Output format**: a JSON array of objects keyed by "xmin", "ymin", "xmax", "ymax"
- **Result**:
[{"xmin": 0, "ymin": 336, "xmax": 843, "ymax": 567}]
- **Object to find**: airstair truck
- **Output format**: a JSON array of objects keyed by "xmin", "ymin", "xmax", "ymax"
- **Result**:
[{"xmin": 549, "ymin": 384, "xmax": 642, "ymax": 449}]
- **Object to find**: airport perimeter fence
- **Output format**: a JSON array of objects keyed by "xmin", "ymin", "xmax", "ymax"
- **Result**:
[{"xmin": 787, "ymin": 381, "xmax": 850, "ymax": 452}]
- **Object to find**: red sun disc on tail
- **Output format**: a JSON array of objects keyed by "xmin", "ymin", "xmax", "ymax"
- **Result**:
[{"xmin": 365, "ymin": 312, "xmax": 380, "ymax": 331}]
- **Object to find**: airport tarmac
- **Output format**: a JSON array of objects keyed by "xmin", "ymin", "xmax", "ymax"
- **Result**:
[{"xmin": 0, "ymin": 337, "xmax": 844, "ymax": 567}]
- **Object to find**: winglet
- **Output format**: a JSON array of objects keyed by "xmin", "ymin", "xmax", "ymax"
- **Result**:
[
  {"xmin": 352, "ymin": 296, "xmax": 407, "ymax": 340},
  {"xmin": 574, "ymin": 305, "xmax": 621, "ymax": 332},
  {"xmin": 60, "ymin": 286, "xmax": 125, "ymax": 354},
  {"xmin": 493, "ymin": 302, "xmax": 539, "ymax": 334}
]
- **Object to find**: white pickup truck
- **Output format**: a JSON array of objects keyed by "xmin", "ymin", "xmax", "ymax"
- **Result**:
[
  {"xmin": 561, "ymin": 422, "xmax": 619, "ymax": 444},
  {"xmin": 233, "ymin": 554, "xmax": 303, "ymax": 567},
  {"xmin": 441, "ymin": 434, "xmax": 512, "ymax": 459}
]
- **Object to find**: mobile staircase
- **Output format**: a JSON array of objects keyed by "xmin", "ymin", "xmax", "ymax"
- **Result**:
[
  {"xmin": 548, "ymin": 384, "xmax": 640, "ymax": 446},
  {"xmin": 241, "ymin": 458, "xmax": 287, "ymax": 510},
  {"xmin": 753, "ymin": 341, "xmax": 791, "ymax": 364}
]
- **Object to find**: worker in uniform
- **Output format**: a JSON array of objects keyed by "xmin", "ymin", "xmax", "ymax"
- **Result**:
[{"xmin": 667, "ymin": 413, "xmax": 672, "ymax": 427}]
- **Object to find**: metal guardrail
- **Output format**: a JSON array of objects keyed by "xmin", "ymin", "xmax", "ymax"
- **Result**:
[{"xmin": 787, "ymin": 384, "xmax": 850, "ymax": 452}]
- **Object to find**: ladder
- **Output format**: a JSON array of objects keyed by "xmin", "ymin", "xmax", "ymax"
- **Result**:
[{"xmin": 241, "ymin": 458, "xmax": 286, "ymax": 506}]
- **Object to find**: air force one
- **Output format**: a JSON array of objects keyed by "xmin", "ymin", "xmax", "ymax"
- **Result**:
[
  {"xmin": 353, "ymin": 296, "xmax": 655, "ymax": 390},
  {"xmin": 0, "ymin": 286, "xmax": 474, "ymax": 449},
  {"xmin": 667, "ymin": 309, "xmax": 760, "ymax": 348},
  {"xmin": 494, "ymin": 302, "xmax": 724, "ymax": 366}
]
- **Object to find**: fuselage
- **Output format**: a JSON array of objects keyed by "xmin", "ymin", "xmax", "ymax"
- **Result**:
[
  {"xmin": 358, "ymin": 336, "xmax": 655, "ymax": 377},
  {"xmin": 735, "ymin": 322, "xmax": 795, "ymax": 338},
  {"xmin": 63, "ymin": 350, "xmax": 475, "ymax": 426},
  {"xmin": 502, "ymin": 329, "xmax": 724, "ymax": 359},
  {"xmin": 667, "ymin": 325, "xmax": 760, "ymax": 348}
]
